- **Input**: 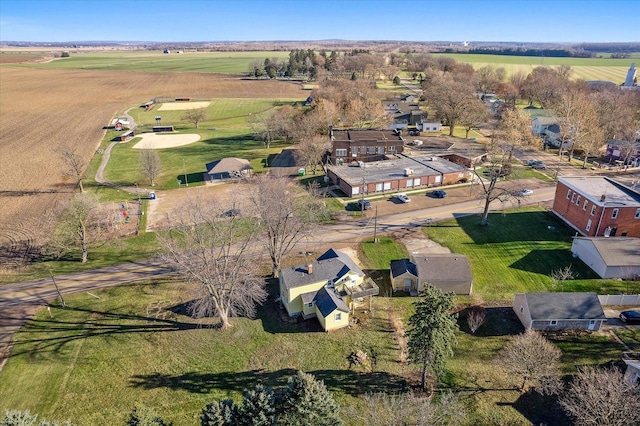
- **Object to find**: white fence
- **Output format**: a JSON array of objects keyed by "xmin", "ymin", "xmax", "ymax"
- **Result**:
[{"xmin": 598, "ymin": 294, "xmax": 640, "ymax": 306}]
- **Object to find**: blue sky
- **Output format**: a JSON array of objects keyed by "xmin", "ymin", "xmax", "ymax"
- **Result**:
[{"xmin": 0, "ymin": 0, "xmax": 637, "ymax": 43}]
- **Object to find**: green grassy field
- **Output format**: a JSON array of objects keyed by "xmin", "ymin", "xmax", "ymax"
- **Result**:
[
  {"xmin": 435, "ymin": 53, "xmax": 633, "ymax": 83},
  {"xmin": 96, "ymin": 98, "xmax": 303, "ymax": 190},
  {"xmin": 0, "ymin": 279, "xmax": 409, "ymax": 426},
  {"xmin": 23, "ymin": 51, "xmax": 292, "ymax": 74}
]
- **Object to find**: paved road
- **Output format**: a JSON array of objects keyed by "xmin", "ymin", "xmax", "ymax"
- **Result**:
[{"xmin": 0, "ymin": 184, "xmax": 557, "ymax": 365}]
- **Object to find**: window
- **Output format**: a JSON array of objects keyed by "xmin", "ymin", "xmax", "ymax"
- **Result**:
[
  {"xmin": 383, "ymin": 182, "xmax": 392, "ymax": 190},
  {"xmin": 550, "ymin": 320, "xmax": 558, "ymax": 326},
  {"xmin": 307, "ymin": 302, "xmax": 313, "ymax": 309},
  {"xmin": 571, "ymin": 193, "xmax": 576, "ymax": 203},
  {"xmin": 583, "ymin": 200, "xmax": 588, "ymax": 211},
  {"xmin": 335, "ymin": 148, "xmax": 347, "ymax": 157},
  {"xmin": 335, "ymin": 312, "xmax": 342, "ymax": 321},
  {"xmin": 352, "ymin": 187, "xmax": 360, "ymax": 195},
  {"xmin": 388, "ymin": 145, "xmax": 396, "ymax": 152},
  {"xmin": 414, "ymin": 178, "xmax": 421, "ymax": 186},
  {"xmin": 590, "ymin": 205, "xmax": 596, "ymax": 216},
  {"xmin": 586, "ymin": 219, "xmax": 592, "ymax": 232},
  {"xmin": 635, "ymin": 208, "xmax": 640, "ymax": 219},
  {"xmin": 612, "ymin": 208, "xmax": 619, "ymax": 219},
  {"xmin": 377, "ymin": 146, "xmax": 384, "ymax": 154},
  {"xmin": 566, "ymin": 189, "xmax": 572, "ymax": 199},
  {"xmin": 519, "ymin": 305, "xmax": 524, "ymax": 314},
  {"xmin": 575, "ymin": 195, "xmax": 581, "ymax": 206},
  {"xmin": 360, "ymin": 146, "xmax": 367, "ymax": 154},
  {"xmin": 368, "ymin": 146, "xmax": 376, "ymax": 154},
  {"xmin": 406, "ymin": 179, "xmax": 414, "ymax": 188},
  {"xmin": 375, "ymin": 183, "xmax": 383, "ymax": 192}
]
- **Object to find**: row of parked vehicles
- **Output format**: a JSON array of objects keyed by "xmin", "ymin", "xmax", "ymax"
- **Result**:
[{"xmin": 354, "ymin": 190, "xmax": 447, "ymax": 210}]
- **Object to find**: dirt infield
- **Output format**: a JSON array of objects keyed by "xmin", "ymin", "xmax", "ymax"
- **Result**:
[
  {"xmin": 0, "ymin": 66, "xmax": 302, "ymax": 271},
  {"xmin": 132, "ymin": 133, "xmax": 201, "ymax": 149},
  {"xmin": 158, "ymin": 101, "xmax": 211, "ymax": 111}
]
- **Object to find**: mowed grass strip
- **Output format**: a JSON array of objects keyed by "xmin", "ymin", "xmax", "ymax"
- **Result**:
[
  {"xmin": 0, "ymin": 278, "xmax": 407, "ymax": 426},
  {"xmin": 26, "ymin": 51, "xmax": 292, "ymax": 74}
]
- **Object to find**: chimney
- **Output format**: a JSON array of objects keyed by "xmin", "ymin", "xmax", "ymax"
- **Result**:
[
  {"xmin": 600, "ymin": 194, "xmax": 606, "ymax": 202},
  {"xmin": 307, "ymin": 264, "xmax": 313, "ymax": 274}
]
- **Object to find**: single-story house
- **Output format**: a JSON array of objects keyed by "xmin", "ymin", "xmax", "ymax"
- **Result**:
[
  {"xmin": 513, "ymin": 292, "xmax": 606, "ymax": 331},
  {"xmin": 326, "ymin": 154, "xmax": 471, "ymax": 198},
  {"xmin": 204, "ymin": 158, "xmax": 253, "ymax": 181},
  {"xmin": 418, "ymin": 121, "xmax": 442, "ymax": 133},
  {"xmin": 571, "ymin": 237, "xmax": 640, "ymax": 279},
  {"xmin": 279, "ymin": 249, "xmax": 379, "ymax": 331},
  {"xmin": 389, "ymin": 253, "xmax": 473, "ymax": 295}
]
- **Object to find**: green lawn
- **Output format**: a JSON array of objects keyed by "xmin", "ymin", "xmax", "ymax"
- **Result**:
[{"xmin": 0, "ymin": 279, "xmax": 409, "ymax": 426}]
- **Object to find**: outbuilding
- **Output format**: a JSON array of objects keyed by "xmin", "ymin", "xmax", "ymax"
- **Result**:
[{"xmin": 513, "ymin": 292, "xmax": 606, "ymax": 331}]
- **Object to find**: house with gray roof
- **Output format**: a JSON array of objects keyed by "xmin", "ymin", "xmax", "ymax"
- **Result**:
[
  {"xmin": 389, "ymin": 253, "xmax": 473, "ymax": 295},
  {"xmin": 204, "ymin": 157, "xmax": 253, "ymax": 181},
  {"xmin": 513, "ymin": 292, "xmax": 606, "ymax": 331},
  {"xmin": 571, "ymin": 237, "xmax": 640, "ymax": 279},
  {"xmin": 279, "ymin": 248, "xmax": 378, "ymax": 331}
]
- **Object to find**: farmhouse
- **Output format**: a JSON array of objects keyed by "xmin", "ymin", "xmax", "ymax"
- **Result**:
[
  {"xmin": 326, "ymin": 154, "xmax": 470, "ymax": 198},
  {"xmin": 552, "ymin": 176, "xmax": 640, "ymax": 238},
  {"xmin": 570, "ymin": 236, "xmax": 640, "ymax": 279},
  {"xmin": 278, "ymin": 249, "xmax": 379, "ymax": 331},
  {"xmin": 513, "ymin": 292, "xmax": 606, "ymax": 331},
  {"xmin": 329, "ymin": 128, "xmax": 405, "ymax": 164},
  {"xmin": 204, "ymin": 158, "xmax": 253, "ymax": 181},
  {"xmin": 389, "ymin": 253, "xmax": 473, "ymax": 295}
]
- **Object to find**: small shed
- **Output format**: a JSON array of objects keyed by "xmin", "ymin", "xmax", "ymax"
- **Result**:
[
  {"xmin": 204, "ymin": 158, "xmax": 253, "ymax": 181},
  {"xmin": 114, "ymin": 130, "xmax": 135, "ymax": 142},
  {"xmin": 513, "ymin": 292, "xmax": 606, "ymax": 331},
  {"xmin": 571, "ymin": 237, "xmax": 640, "ymax": 279}
]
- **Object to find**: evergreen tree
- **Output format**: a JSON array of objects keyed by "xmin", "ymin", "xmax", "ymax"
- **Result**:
[
  {"xmin": 201, "ymin": 400, "xmax": 236, "ymax": 426},
  {"xmin": 406, "ymin": 284, "xmax": 458, "ymax": 391},
  {"xmin": 127, "ymin": 406, "xmax": 171, "ymax": 426},
  {"xmin": 279, "ymin": 371, "xmax": 342, "ymax": 426},
  {"xmin": 350, "ymin": 72, "xmax": 357, "ymax": 81},
  {"xmin": 236, "ymin": 384, "xmax": 276, "ymax": 426}
]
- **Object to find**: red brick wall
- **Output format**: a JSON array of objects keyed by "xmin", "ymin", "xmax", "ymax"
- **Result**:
[{"xmin": 553, "ymin": 181, "xmax": 640, "ymax": 237}]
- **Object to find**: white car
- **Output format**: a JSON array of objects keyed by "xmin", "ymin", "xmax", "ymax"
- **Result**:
[
  {"xmin": 519, "ymin": 189, "xmax": 533, "ymax": 196},
  {"xmin": 396, "ymin": 193, "xmax": 411, "ymax": 203}
]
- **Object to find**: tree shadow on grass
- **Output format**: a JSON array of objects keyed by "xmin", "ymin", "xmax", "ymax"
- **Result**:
[
  {"xmin": 129, "ymin": 368, "xmax": 409, "ymax": 396},
  {"xmin": 8, "ymin": 306, "xmax": 199, "ymax": 359},
  {"xmin": 510, "ymin": 390, "xmax": 569, "ymax": 425},
  {"xmin": 457, "ymin": 306, "xmax": 525, "ymax": 337}
]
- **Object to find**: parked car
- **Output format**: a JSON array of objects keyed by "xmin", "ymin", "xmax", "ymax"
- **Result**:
[
  {"xmin": 221, "ymin": 208, "xmax": 241, "ymax": 217},
  {"xmin": 356, "ymin": 199, "xmax": 371, "ymax": 210},
  {"xmin": 526, "ymin": 159, "xmax": 539, "ymax": 166},
  {"xmin": 396, "ymin": 193, "xmax": 411, "ymax": 203},
  {"xmin": 531, "ymin": 161, "xmax": 546, "ymax": 170},
  {"xmin": 619, "ymin": 310, "xmax": 640, "ymax": 324},
  {"xmin": 431, "ymin": 190, "xmax": 447, "ymax": 198},
  {"xmin": 519, "ymin": 189, "xmax": 533, "ymax": 196}
]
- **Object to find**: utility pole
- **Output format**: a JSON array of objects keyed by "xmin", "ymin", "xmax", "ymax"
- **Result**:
[
  {"xmin": 49, "ymin": 270, "xmax": 66, "ymax": 308},
  {"xmin": 183, "ymin": 158, "xmax": 189, "ymax": 187},
  {"xmin": 134, "ymin": 183, "xmax": 141, "ymax": 235},
  {"xmin": 373, "ymin": 205, "xmax": 378, "ymax": 243}
]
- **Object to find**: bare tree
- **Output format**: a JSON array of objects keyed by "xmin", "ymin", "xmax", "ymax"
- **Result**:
[
  {"xmin": 139, "ymin": 149, "xmax": 162, "ymax": 187},
  {"xmin": 249, "ymin": 175, "xmax": 326, "ymax": 277},
  {"xmin": 459, "ymin": 98, "xmax": 491, "ymax": 139},
  {"xmin": 57, "ymin": 145, "xmax": 87, "ymax": 192},
  {"xmin": 295, "ymin": 136, "xmax": 330, "ymax": 174},
  {"xmin": 352, "ymin": 391, "xmax": 466, "ymax": 426},
  {"xmin": 48, "ymin": 193, "xmax": 101, "ymax": 263},
  {"xmin": 158, "ymin": 197, "xmax": 266, "ymax": 329},
  {"xmin": 498, "ymin": 329, "xmax": 562, "ymax": 393},
  {"xmin": 559, "ymin": 366, "xmax": 640, "ymax": 426},
  {"xmin": 182, "ymin": 107, "xmax": 207, "ymax": 129},
  {"xmin": 550, "ymin": 265, "xmax": 577, "ymax": 292},
  {"xmin": 422, "ymin": 74, "xmax": 477, "ymax": 136},
  {"xmin": 467, "ymin": 306, "xmax": 487, "ymax": 334}
]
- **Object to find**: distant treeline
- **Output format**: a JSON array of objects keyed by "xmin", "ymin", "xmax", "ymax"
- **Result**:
[
  {"xmin": 578, "ymin": 42, "xmax": 640, "ymax": 53},
  {"xmin": 462, "ymin": 48, "xmax": 594, "ymax": 58}
]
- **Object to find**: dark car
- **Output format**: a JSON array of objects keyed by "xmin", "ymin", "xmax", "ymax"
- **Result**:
[
  {"xmin": 221, "ymin": 209, "xmax": 241, "ymax": 218},
  {"xmin": 619, "ymin": 310, "xmax": 640, "ymax": 324},
  {"xmin": 356, "ymin": 199, "xmax": 371, "ymax": 210},
  {"xmin": 431, "ymin": 190, "xmax": 447, "ymax": 198}
]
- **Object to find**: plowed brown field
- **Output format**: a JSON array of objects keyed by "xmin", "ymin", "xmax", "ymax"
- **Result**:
[{"xmin": 0, "ymin": 66, "xmax": 302, "ymax": 267}]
